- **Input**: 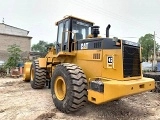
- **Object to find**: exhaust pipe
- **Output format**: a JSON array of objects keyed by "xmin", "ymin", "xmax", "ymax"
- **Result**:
[{"xmin": 106, "ymin": 24, "xmax": 111, "ymax": 37}]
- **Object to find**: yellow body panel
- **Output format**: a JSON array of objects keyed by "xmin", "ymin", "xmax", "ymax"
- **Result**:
[
  {"xmin": 88, "ymin": 77, "xmax": 155, "ymax": 104},
  {"xmin": 39, "ymin": 58, "xmax": 47, "ymax": 68},
  {"xmin": 74, "ymin": 50, "xmax": 102, "ymax": 79},
  {"xmin": 102, "ymin": 49, "xmax": 124, "ymax": 80}
]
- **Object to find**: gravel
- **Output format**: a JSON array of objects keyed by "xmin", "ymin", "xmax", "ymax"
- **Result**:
[{"xmin": 0, "ymin": 78, "xmax": 160, "ymax": 120}]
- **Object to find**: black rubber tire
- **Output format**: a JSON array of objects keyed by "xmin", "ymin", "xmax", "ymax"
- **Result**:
[
  {"xmin": 143, "ymin": 73, "xmax": 160, "ymax": 93},
  {"xmin": 51, "ymin": 63, "xmax": 87, "ymax": 113},
  {"xmin": 154, "ymin": 81, "xmax": 160, "ymax": 93},
  {"xmin": 31, "ymin": 60, "xmax": 46, "ymax": 89}
]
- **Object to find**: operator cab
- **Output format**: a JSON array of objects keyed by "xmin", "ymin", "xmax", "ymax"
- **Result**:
[{"xmin": 55, "ymin": 16, "xmax": 94, "ymax": 53}]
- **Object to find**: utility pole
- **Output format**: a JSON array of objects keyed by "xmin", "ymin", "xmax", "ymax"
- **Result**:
[{"xmin": 153, "ymin": 31, "xmax": 156, "ymax": 69}]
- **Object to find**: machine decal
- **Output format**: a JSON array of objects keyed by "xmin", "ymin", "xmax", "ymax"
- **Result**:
[
  {"xmin": 108, "ymin": 56, "xmax": 113, "ymax": 63},
  {"xmin": 107, "ymin": 56, "xmax": 113, "ymax": 68},
  {"xmin": 81, "ymin": 43, "xmax": 89, "ymax": 49}
]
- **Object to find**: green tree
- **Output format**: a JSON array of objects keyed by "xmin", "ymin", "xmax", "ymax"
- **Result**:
[
  {"xmin": 138, "ymin": 34, "xmax": 160, "ymax": 62},
  {"xmin": 5, "ymin": 44, "xmax": 22, "ymax": 69},
  {"xmin": 31, "ymin": 40, "xmax": 48, "ymax": 53},
  {"xmin": 31, "ymin": 40, "xmax": 55, "ymax": 53}
]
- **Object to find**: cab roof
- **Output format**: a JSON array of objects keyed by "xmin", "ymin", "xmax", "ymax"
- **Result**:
[{"xmin": 55, "ymin": 15, "xmax": 94, "ymax": 25}]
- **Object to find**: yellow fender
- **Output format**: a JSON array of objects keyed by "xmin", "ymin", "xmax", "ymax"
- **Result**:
[{"xmin": 23, "ymin": 62, "xmax": 32, "ymax": 81}]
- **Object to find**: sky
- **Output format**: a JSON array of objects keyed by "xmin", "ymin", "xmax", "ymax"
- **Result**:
[{"xmin": 0, "ymin": 0, "xmax": 160, "ymax": 45}]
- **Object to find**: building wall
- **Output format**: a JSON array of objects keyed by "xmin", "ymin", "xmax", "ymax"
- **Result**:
[
  {"xmin": 0, "ymin": 34, "xmax": 31, "ymax": 62},
  {"xmin": 0, "ymin": 23, "xmax": 28, "ymax": 36},
  {"xmin": 0, "ymin": 50, "xmax": 8, "ymax": 62},
  {"xmin": 0, "ymin": 34, "xmax": 31, "ymax": 51},
  {"xmin": 0, "ymin": 23, "xmax": 32, "ymax": 62}
]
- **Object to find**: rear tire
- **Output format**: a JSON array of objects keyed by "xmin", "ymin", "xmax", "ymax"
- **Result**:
[
  {"xmin": 31, "ymin": 60, "xmax": 46, "ymax": 89},
  {"xmin": 51, "ymin": 63, "xmax": 87, "ymax": 113}
]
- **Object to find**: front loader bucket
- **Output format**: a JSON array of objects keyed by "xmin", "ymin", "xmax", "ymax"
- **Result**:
[{"xmin": 23, "ymin": 62, "xmax": 32, "ymax": 82}]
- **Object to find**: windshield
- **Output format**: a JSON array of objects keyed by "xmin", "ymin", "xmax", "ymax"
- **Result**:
[{"xmin": 72, "ymin": 19, "xmax": 92, "ymax": 39}]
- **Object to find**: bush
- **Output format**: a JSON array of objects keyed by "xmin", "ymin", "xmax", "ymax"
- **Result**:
[{"xmin": 5, "ymin": 44, "xmax": 22, "ymax": 69}]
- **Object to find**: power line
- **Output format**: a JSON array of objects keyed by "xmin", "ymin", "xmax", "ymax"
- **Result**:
[
  {"xmin": 155, "ymin": 36, "xmax": 160, "ymax": 39},
  {"xmin": 67, "ymin": 0, "xmax": 159, "ymax": 43},
  {"xmin": 70, "ymin": 0, "xmax": 155, "ymax": 31}
]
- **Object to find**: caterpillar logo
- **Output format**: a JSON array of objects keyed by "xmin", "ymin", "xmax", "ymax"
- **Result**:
[{"xmin": 81, "ymin": 43, "xmax": 88, "ymax": 49}]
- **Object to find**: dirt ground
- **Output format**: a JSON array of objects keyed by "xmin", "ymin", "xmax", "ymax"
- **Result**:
[{"xmin": 0, "ymin": 78, "xmax": 160, "ymax": 120}]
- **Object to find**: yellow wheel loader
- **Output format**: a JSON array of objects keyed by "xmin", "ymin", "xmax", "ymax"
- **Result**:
[{"xmin": 23, "ymin": 15, "xmax": 155, "ymax": 113}]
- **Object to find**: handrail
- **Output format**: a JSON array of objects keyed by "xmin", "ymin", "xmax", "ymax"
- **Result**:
[{"xmin": 61, "ymin": 31, "xmax": 77, "ymax": 52}]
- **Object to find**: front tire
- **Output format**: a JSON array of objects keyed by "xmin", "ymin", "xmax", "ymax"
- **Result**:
[
  {"xmin": 51, "ymin": 63, "xmax": 87, "ymax": 113},
  {"xmin": 30, "ymin": 60, "xmax": 46, "ymax": 89}
]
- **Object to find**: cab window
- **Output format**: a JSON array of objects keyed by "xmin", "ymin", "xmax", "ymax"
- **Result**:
[
  {"xmin": 64, "ymin": 20, "xmax": 69, "ymax": 42},
  {"xmin": 57, "ymin": 22, "xmax": 64, "ymax": 44},
  {"xmin": 72, "ymin": 19, "xmax": 92, "ymax": 40}
]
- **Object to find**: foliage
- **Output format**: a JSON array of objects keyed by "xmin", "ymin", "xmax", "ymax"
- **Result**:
[
  {"xmin": 5, "ymin": 44, "xmax": 22, "ymax": 69},
  {"xmin": 0, "ymin": 65, "xmax": 7, "ymax": 77},
  {"xmin": 0, "ymin": 65, "xmax": 6, "ymax": 72},
  {"xmin": 138, "ymin": 34, "xmax": 160, "ymax": 62},
  {"xmin": 31, "ymin": 40, "xmax": 55, "ymax": 53}
]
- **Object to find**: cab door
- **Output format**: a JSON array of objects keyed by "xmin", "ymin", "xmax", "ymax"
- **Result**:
[
  {"xmin": 63, "ymin": 20, "xmax": 70, "ymax": 52},
  {"xmin": 56, "ymin": 22, "xmax": 63, "ymax": 53},
  {"xmin": 56, "ymin": 19, "xmax": 70, "ymax": 54}
]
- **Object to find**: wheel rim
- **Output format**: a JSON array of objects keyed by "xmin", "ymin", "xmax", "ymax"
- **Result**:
[
  {"xmin": 31, "ymin": 67, "xmax": 34, "ymax": 81},
  {"xmin": 23, "ymin": 67, "xmax": 26, "ymax": 80},
  {"xmin": 54, "ymin": 76, "xmax": 66, "ymax": 100}
]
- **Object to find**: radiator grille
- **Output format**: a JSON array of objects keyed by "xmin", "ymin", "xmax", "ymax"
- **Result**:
[
  {"xmin": 123, "ymin": 45, "xmax": 141, "ymax": 77},
  {"xmin": 93, "ymin": 53, "xmax": 100, "ymax": 59}
]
